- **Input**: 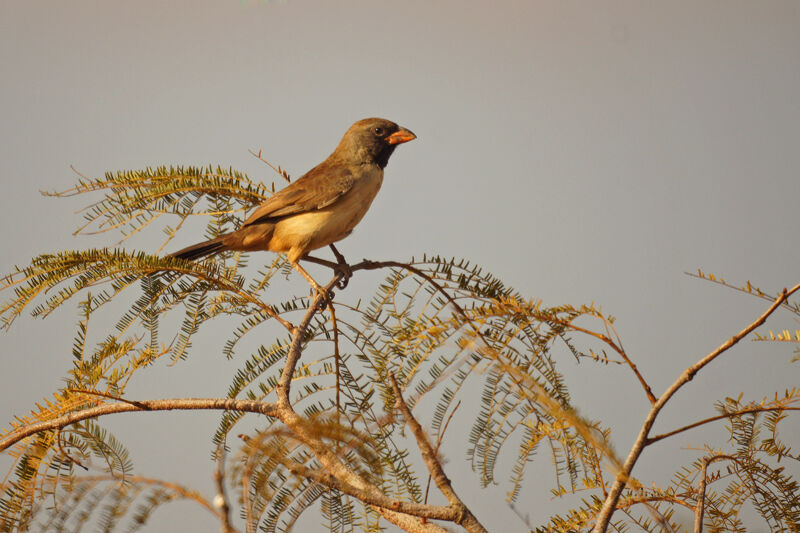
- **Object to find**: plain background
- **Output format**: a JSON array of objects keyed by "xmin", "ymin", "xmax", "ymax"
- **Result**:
[{"xmin": 1, "ymin": 2, "xmax": 798, "ymax": 531}]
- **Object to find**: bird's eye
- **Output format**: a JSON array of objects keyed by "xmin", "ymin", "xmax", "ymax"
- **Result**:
[{"xmin": 373, "ymin": 127, "xmax": 384, "ymax": 136}]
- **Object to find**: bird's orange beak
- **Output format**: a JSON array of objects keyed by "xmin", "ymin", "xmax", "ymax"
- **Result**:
[{"xmin": 387, "ymin": 128, "xmax": 416, "ymax": 145}]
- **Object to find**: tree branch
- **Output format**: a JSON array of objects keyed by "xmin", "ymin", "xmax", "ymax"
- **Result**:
[
  {"xmin": 0, "ymin": 398, "xmax": 279, "ymax": 452},
  {"xmin": 214, "ymin": 446, "xmax": 237, "ymax": 533},
  {"xmin": 686, "ymin": 271, "xmax": 800, "ymax": 316},
  {"xmin": 648, "ymin": 406, "xmax": 800, "ymax": 444},
  {"xmin": 70, "ymin": 474, "xmax": 225, "ymax": 519},
  {"xmin": 389, "ymin": 373, "xmax": 488, "ymax": 533},
  {"xmin": 592, "ymin": 283, "xmax": 800, "ymax": 533},
  {"xmin": 350, "ymin": 259, "xmax": 471, "ymax": 321},
  {"xmin": 275, "ymin": 274, "xmax": 341, "ymax": 408},
  {"xmin": 286, "ymin": 463, "xmax": 462, "ymax": 522},
  {"xmin": 424, "ymin": 400, "xmax": 461, "ymax": 507},
  {"xmin": 248, "ymin": 149, "xmax": 292, "ymax": 183},
  {"xmin": 566, "ymin": 322, "xmax": 655, "ymax": 404},
  {"xmin": 273, "ymin": 271, "xmax": 449, "ymax": 532},
  {"xmin": 694, "ymin": 454, "xmax": 733, "ymax": 533}
]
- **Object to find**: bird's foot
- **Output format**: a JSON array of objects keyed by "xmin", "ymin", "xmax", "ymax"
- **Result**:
[
  {"xmin": 311, "ymin": 285, "xmax": 334, "ymax": 311},
  {"xmin": 334, "ymin": 262, "xmax": 352, "ymax": 290}
]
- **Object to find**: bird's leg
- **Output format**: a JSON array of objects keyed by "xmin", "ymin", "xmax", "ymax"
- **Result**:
[
  {"xmin": 291, "ymin": 261, "xmax": 331, "ymax": 310},
  {"xmin": 328, "ymin": 244, "xmax": 352, "ymax": 289},
  {"xmin": 329, "ymin": 243, "xmax": 347, "ymax": 265}
]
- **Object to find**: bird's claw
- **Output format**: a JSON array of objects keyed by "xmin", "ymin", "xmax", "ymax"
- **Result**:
[
  {"xmin": 335, "ymin": 262, "xmax": 352, "ymax": 289},
  {"xmin": 312, "ymin": 286, "xmax": 334, "ymax": 311}
]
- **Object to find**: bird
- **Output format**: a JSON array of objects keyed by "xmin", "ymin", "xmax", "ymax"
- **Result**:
[{"xmin": 169, "ymin": 117, "xmax": 416, "ymax": 295}]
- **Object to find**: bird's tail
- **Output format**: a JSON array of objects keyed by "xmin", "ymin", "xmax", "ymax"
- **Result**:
[{"xmin": 169, "ymin": 236, "xmax": 227, "ymax": 261}]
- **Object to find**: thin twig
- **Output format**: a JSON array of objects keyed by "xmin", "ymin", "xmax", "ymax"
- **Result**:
[
  {"xmin": 424, "ymin": 400, "xmax": 461, "ymax": 509},
  {"xmin": 648, "ymin": 406, "xmax": 800, "ymax": 444},
  {"xmin": 67, "ymin": 388, "xmax": 150, "ymax": 409},
  {"xmin": 248, "ymin": 149, "xmax": 292, "ymax": 183},
  {"xmin": 56, "ymin": 429, "xmax": 87, "ymax": 471},
  {"xmin": 330, "ymin": 302, "xmax": 342, "ymax": 422},
  {"xmin": 69, "ymin": 474, "xmax": 224, "ymax": 520},
  {"xmin": 276, "ymin": 276, "xmax": 341, "ymax": 408},
  {"xmin": 350, "ymin": 260, "xmax": 470, "ymax": 320},
  {"xmin": 214, "ymin": 445, "xmax": 237, "ymax": 533},
  {"xmin": 686, "ymin": 272, "xmax": 800, "ymax": 315},
  {"xmin": 566, "ymin": 322, "xmax": 655, "ymax": 404}
]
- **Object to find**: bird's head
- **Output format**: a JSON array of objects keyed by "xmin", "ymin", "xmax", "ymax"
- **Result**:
[{"xmin": 332, "ymin": 118, "xmax": 416, "ymax": 169}]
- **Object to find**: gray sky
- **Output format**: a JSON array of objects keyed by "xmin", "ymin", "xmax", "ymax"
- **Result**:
[{"xmin": 1, "ymin": 1, "xmax": 799, "ymax": 531}]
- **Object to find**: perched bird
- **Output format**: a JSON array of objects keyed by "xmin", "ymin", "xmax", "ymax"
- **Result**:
[{"xmin": 170, "ymin": 117, "xmax": 416, "ymax": 293}]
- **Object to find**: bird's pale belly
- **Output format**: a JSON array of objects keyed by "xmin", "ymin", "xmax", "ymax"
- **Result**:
[{"xmin": 269, "ymin": 172, "xmax": 383, "ymax": 262}]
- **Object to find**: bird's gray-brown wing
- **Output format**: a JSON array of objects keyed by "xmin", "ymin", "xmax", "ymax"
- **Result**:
[{"xmin": 243, "ymin": 163, "xmax": 356, "ymax": 227}]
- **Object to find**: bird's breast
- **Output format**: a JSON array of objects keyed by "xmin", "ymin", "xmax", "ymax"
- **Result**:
[{"xmin": 270, "ymin": 168, "xmax": 384, "ymax": 262}]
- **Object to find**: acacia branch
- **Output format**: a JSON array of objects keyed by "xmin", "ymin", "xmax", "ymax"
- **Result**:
[
  {"xmin": 286, "ymin": 463, "xmax": 462, "ymax": 522},
  {"xmin": 425, "ymin": 400, "xmax": 461, "ymax": 506},
  {"xmin": 686, "ymin": 272, "xmax": 800, "ymax": 315},
  {"xmin": 275, "ymin": 275, "xmax": 341, "ymax": 408},
  {"xmin": 279, "ymin": 412, "xmax": 449, "ymax": 532},
  {"xmin": 389, "ymin": 373, "xmax": 488, "ymax": 533},
  {"xmin": 648, "ymin": 406, "xmax": 800, "ymax": 444},
  {"xmin": 0, "ymin": 398, "xmax": 279, "ymax": 452},
  {"xmin": 592, "ymin": 283, "xmax": 800, "ymax": 533},
  {"xmin": 214, "ymin": 446, "xmax": 237, "ymax": 533},
  {"xmin": 248, "ymin": 149, "xmax": 292, "ymax": 183},
  {"xmin": 72, "ymin": 474, "xmax": 224, "ymax": 519},
  {"xmin": 351, "ymin": 259, "xmax": 471, "ymax": 321},
  {"xmin": 567, "ymin": 322, "xmax": 655, "ymax": 404},
  {"xmin": 274, "ymin": 272, "xmax": 449, "ymax": 533},
  {"xmin": 694, "ymin": 454, "xmax": 734, "ymax": 533}
]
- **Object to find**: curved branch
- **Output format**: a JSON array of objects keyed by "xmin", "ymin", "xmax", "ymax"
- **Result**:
[
  {"xmin": 350, "ymin": 259, "xmax": 471, "ymax": 320},
  {"xmin": 0, "ymin": 398, "xmax": 279, "ymax": 452},
  {"xmin": 286, "ymin": 463, "xmax": 462, "ymax": 522},
  {"xmin": 566, "ymin": 322, "xmax": 655, "ymax": 404},
  {"xmin": 73, "ymin": 474, "xmax": 225, "ymax": 520},
  {"xmin": 694, "ymin": 454, "xmax": 734, "ymax": 533}
]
